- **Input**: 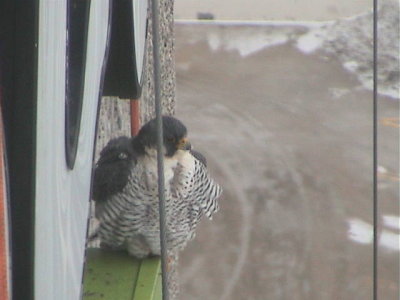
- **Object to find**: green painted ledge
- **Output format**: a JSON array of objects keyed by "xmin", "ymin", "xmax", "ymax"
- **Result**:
[{"xmin": 82, "ymin": 248, "xmax": 162, "ymax": 300}]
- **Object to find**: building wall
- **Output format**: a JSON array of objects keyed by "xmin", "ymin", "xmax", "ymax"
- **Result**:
[{"xmin": 95, "ymin": 0, "xmax": 176, "ymax": 160}]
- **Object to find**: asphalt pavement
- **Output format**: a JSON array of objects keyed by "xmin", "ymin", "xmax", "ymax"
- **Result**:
[{"xmin": 175, "ymin": 23, "xmax": 399, "ymax": 300}]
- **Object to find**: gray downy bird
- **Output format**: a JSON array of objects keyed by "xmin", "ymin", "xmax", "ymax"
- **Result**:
[{"xmin": 92, "ymin": 115, "xmax": 222, "ymax": 258}]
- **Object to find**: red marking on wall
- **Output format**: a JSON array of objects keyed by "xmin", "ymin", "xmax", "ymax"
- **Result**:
[
  {"xmin": 130, "ymin": 100, "xmax": 140, "ymax": 136},
  {"xmin": 0, "ymin": 101, "xmax": 10, "ymax": 299}
]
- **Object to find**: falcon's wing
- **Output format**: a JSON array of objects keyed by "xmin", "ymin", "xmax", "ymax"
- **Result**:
[
  {"xmin": 190, "ymin": 156, "xmax": 222, "ymax": 219},
  {"xmin": 172, "ymin": 150, "xmax": 222, "ymax": 221},
  {"xmin": 190, "ymin": 149, "xmax": 207, "ymax": 167},
  {"xmin": 92, "ymin": 136, "xmax": 136, "ymax": 203}
]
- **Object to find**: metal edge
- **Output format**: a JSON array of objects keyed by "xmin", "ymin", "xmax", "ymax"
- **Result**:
[{"xmin": 132, "ymin": 257, "xmax": 161, "ymax": 300}]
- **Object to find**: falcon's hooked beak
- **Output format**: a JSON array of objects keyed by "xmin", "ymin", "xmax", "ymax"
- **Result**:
[{"xmin": 177, "ymin": 137, "xmax": 192, "ymax": 150}]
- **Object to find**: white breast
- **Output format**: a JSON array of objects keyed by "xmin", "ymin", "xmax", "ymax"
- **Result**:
[{"xmin": 138, "ymin": 149, "xmax": 182, "ymax": 190}]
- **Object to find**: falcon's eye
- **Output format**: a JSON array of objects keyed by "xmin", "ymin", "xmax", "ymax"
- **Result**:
[{"xmin": 166, "ymin": 137, "xmax": 176, "ymax": 143}]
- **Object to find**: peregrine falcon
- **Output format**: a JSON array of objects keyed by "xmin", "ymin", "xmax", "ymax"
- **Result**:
[{"xmin": 92, "ymin": 116, "xmax": 222, "ymax": 258}]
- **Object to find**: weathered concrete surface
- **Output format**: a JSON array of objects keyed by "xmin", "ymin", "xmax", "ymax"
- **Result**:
[
  {"xmin": 91, "ymin": 0, "xmax": 177, "ymax": 293},
  {"xmin": 175, "ymin": 23, "xmax": 399, "ymax": 300},
  {"xmin": 140, "ymin": 0, "xmax": 176, "ymax": 123},
  {"xmin": 91, "ymin": 0, "xmax": 179, "ymax": 297},
  {"xmin": 94, "ymin": 0, "xmax": 177, "ymax": 162},
  {"xmin": 94, "ymin": 98, "xmax": 131, "ymax": 159}
]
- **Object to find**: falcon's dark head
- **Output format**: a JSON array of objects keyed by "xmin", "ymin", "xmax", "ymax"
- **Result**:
[{"xmin": 134, "ymin": 116, "xmax": 191, "ymax": 157}]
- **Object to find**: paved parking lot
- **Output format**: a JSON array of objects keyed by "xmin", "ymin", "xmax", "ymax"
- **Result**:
[{"xmin": 175, "ymin": 23, "xmax": 399, "ymax": 300}]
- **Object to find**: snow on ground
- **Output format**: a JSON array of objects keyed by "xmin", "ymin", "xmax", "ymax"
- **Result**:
[
  {"xmin": 207, "ymin": 28, "xmax": 289, "ymax": 57},
  {"xmin": 178, "ymin": 0, "xmax": 399, "ymax": 99},
  {"xmin": 383, "ymin": 215, "xmax": 400, "ymax": 231},
  {"xmin": 347, "ymin": 219, "xmax": 373, "ymax": 244},
  {"xmin": 297, "ymin": 0, "xmax": 399, "ymax": 99},
  {"xmin": 347, "ymin": 217, "xmax": 400, "ymax": 252}
]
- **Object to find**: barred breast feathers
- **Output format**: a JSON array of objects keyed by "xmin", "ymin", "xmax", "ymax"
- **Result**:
[
  {"xmin": 172, "ymin": 150, "xmax": 222, "ymax": 220},
  {"xmin": 95, "ymin": 143, "xmax": 222, "ymax": 253}
]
